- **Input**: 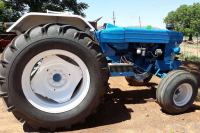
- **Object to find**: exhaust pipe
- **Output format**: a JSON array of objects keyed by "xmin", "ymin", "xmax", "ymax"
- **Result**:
[{"xmin": 4, "ymin": 22, "xmax": 15, "ymax": 29}]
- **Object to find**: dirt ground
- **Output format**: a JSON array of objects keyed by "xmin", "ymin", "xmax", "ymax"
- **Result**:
[{"xmin": 0, "ymin": 59, "xmax": 200, "ymax": 133}]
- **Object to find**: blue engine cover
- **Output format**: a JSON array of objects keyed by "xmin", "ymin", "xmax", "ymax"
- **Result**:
[
  {"xmin": 94, "ymin": 23, "xmax": 183, "ymax": 77},
  {"xmin": 95, "ymin": 23, "xmax": 182, "ymax": 45}
]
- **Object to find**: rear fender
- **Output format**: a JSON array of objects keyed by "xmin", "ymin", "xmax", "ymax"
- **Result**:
[{"xmin": 7, "ymin": 12, "xmax": 95, "ymax": 35}]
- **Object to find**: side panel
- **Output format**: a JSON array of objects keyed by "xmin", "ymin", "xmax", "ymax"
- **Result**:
[
  {"xmin": 100, "ymin": 24, "xmax": 125, "ymax": 43},
  {"xmin": 155, "ymin": 60, "xmax": 182, "ymax": 71},
  {"xmin": 164, "ymin": 31, "xmax": 183, "ymax": 61},
  {"xmin": 125, "ymin": 27, "xmax": 167, "ymax": 43}
]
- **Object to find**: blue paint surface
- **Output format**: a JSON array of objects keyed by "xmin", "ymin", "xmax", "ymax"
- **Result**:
[
  {"xmin": 94, "ymin": 23, "xmax": 183, "ymax": 78},
  {"xmin": 174, "ymin": 47, "xmax": 181, "ymax": 54},
  {"xmin": 110, "ymin": 72, "xmax": 134, "ymax": 77}
]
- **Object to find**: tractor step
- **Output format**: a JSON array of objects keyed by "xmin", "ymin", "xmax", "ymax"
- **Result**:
[{"xmin": 108, "ymin": 63, "xmax": 135, "ymax": 76}]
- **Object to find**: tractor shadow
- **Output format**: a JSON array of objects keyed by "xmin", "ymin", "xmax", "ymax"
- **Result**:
[
  {"xmin": 23, "ymin": 83, "xmax": 158, "ymax": 132},
  {"xmin": 23, "ymin": 81, "xmax": 200, "ymax": 132}
]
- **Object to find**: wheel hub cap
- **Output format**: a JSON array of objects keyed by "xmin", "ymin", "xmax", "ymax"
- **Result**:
[
  {"xmin": 22, "ymin": 50, "xmax": 90, "ymax": 113},
  {"xmin": 47, "ymin": 69, "xmax": 67, "ymax": 87},
  {"xmin": 173, "ymin": 83, "xmax": 193, "ymax": 106},
  {"xmin": 31, "ymin": 55, "xmax": 83, "ymax": 103},
  {"xmin": 53, "ymin": 73, "xmax": 62, "ymax": 82}
]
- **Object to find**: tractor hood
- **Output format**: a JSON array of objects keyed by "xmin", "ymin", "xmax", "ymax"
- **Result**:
[{"xmin": 98, "ymin": 23, "xmax": 183, "ymax": 44}]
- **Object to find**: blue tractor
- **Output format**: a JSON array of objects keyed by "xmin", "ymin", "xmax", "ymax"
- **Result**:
[{"xmin": 0, "ymin": 12, "xmax": 198, "ymax": 131}]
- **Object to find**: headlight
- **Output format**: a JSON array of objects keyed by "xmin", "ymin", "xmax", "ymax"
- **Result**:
[{"xmin": 173, "ymin": 47, "xmax": 180, "ymax": 54}]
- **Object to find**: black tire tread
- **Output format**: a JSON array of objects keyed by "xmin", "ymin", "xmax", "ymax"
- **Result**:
[
  {"xmin": 157, "ymin": 70, "xmax": 197, "ymax": 114},
  {"xmin": 0, "ymin": 23, "xmax": 109, "ymax": 131},
  {"xmin": 156, "ymin": 70, "xmax": 189, "ymax": 106}
]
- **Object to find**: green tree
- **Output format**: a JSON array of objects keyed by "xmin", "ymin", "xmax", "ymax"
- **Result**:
[
  {"xmin": 0, "ymin": 1, "xmax": 4, "ymax": 32},
  {"xmin": 2, "ymin": 0, "xmax": 89, "ymax": 17},
  {"xmin": 0, "ymin": 1, "xmax": 4, "ymax": 22},
  {"xmin": 0, "ymin": 0, "xmax": 88, "ymax": 33},
  {"xmin": 164, "ymin": 3, "xmax": 200, "ymax": 40},
  {"xmin": 0, "ymin": 1, "xmax": 19, "ymax": 33}
]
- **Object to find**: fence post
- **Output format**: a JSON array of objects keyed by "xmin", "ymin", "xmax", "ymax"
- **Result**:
[{"xmin": 184, "ymin": 36, "xmax": 185, "ymax": 58}]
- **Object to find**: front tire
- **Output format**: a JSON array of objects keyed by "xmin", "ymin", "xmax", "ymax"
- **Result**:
[
  {"xmin": 156, "ymin": 70, "xmax": 198, "ymax": 114},
  {"xmin": 0, "ymin": 24, "xmax": 109, "ymax": 130}
]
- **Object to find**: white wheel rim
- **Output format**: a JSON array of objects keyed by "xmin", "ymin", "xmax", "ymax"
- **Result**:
[
  {"xmin": 173, "ymin": 83, "xmax": 193, "ymax": 107},
  {"xmin": 21, "ymin": 50, "xmax": 90, "ymax": 113}
]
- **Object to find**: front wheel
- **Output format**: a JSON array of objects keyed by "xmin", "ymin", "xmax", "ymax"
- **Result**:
[
  {"xmin": 156, "ymin": 70, "xmax": 198, "ymax": 114},
  {"xmin": 0, "ymin": 24, "xmax": 109, "ymax": 130}
]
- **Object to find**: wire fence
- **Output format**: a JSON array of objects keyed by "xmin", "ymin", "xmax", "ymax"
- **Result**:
[{"xmin": 179, "ymin": 36, "xmax": 200, "ymax": 62}]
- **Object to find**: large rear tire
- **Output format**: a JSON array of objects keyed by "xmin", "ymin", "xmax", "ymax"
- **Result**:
[{"xmin": 0, "ymin": 24, "xmax": 109, "ymax": 130}]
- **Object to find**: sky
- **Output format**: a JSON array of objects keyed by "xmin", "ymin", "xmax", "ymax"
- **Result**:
[{"xmin": 81, "ymin": 0, "xmax": 200, "ymax": 29}]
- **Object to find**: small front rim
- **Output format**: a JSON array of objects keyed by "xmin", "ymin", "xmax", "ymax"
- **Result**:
[
  {"xmin": 21, "ymin": 50, "xmax": 90, "ymax": 113},
  {"xmin": 173, "ymin": 83, "xmax": 193, "ymax": 107}
]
